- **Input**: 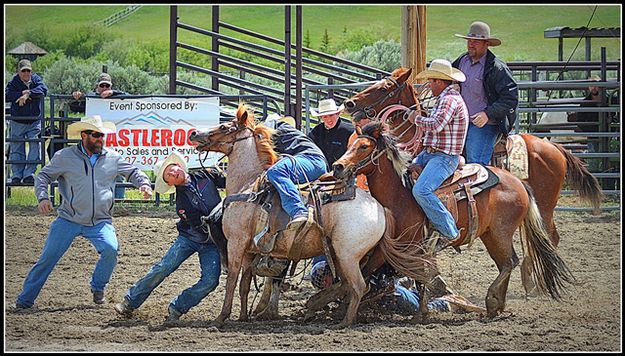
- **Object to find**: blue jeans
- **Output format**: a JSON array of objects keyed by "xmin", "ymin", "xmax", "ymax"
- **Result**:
[
  {"xmin": 266, "ymin": 154, "xmax": 328, "ymax": 217},
  {"xmin": 16, "ymin": 218, "xmax": 118, "ymax": 307},
  {"xmin": 464, "ymin": 122, "xmax": 500, "ymax": 165},
  {"xmin": 394, "ymin": 284, "xmax": 450, "ymax": 313},
  {"xmin": 9, "ymin": 120, "xmax": 41, "ymax": 180},
  {"xmin": 412, "ymin": 151, "xmax": 460, "ymax": 239},
  {"xmin": 123, "ymin": 235, "xmax": 221, "ymax": 314}
]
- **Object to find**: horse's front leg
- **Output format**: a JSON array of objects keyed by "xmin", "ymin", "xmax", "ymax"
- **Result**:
[
  {"xmin": 238, "ymin": 253, "xmax": 255, "ymax": 322},
  {"xmin": 215, "ymin": 239, "xmax": 247, "ymax": 328}
]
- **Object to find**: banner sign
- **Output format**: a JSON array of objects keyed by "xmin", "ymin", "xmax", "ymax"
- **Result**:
[{"xmin": 86, "ymin": 96, "xmax": 222, "ymax": 170}]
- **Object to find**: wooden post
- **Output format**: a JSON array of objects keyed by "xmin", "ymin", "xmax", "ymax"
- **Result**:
[{"xmin": 401, "ymin": 5, "xmax": 427, "ymax": 83}]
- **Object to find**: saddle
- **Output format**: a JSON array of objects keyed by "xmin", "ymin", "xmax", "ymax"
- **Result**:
[
  {"xmin": 406, "ymin": 163, "xmax": 499, "ymax": 249},
  {"xmin": 491, "ymin": 134, "xmax": 529, "ymax": 180},
  {"xmin": 222, "ymin": 172, "xmax": 357, "ymax": 277}
]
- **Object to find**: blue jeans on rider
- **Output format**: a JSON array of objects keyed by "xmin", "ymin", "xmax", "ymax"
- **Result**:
[
  {"xmin": 266, "ymin": 153, "xmax": 328, "ymax": 218},
  {"xmin": 122, "ymin": 235, "xmax": 221, "ymax": 314},
  {"xmin": 412, "ymin": 151, "xmax": 460, "ymax": 240},
  {"xmin": 464, "ymin": 122, "xmax": 500, "ymax": 165},
  {"xmin": 16, "ymin": 218, "xmax": 118, "ymax": 308}
]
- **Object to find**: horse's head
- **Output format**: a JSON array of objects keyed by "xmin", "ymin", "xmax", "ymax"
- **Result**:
[
  {"xmin": 189, "ymin": 104, "xmax": 254, "ymax": 155},
  {"xmin": 343, "ymin": 67, "xmax": 419, "ymax": 125},
  {"xmin": 333, "ymin": 121, "xmax": 386, "ymax": 179}
]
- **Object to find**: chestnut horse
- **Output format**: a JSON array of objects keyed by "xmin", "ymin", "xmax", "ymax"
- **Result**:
[
  {"xmin": 333, "ymin": 122, "xmax": 575, "ymax": 316},
  {"xmin": 342, "ymin": 67, "xmax": 603, "ymax": 249},
  {"xmin": 189, "ymin": 104, "xmax": 411, "ymax": 328}
]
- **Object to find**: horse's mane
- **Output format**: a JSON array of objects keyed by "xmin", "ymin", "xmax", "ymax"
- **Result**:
[
  {"xmin": 237, "ymin": 104, "xmax": 279, "ymax": 169},
  {"xmin": 361, "ymin": 122, "xmax": 411, "ymax": 182}
]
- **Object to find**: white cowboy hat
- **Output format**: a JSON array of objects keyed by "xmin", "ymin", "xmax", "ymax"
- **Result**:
[
  {"xmin": 66, "ymin": 115, "xmax": 117, "ymax": 138},
  {"xmin": 310, "ymin": 98, "xmax": 344, "ymax": 117},
  {"xmin": 454, "ymin": 21, "xmax": 502, "ymax": 47},
  {"xmin": 154, "ymin": 151, "xmax": 188, "ymax": 195},
  {"xmin": 415, "ymin": 59, "xmax": 466, "ymax": 83}
]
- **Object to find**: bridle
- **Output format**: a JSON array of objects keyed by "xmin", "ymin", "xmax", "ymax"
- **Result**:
[
  {"xmin": 196, "ymin": 122, "xmax": 255, "ymax": 170},
  {"xmin": 351, "ymin": 76, "xmax": 409, "ymax": 121},
  {"xmin": 353, "ymin": 134, "xmax": 388, "ymax": 176}
]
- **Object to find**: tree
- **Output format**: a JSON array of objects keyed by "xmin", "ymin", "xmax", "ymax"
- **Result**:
[
  {"xmin": 304, "ymin": 29, "xmax": 311, "ymax": 48},
  {"xmin": 320, "ymin": 29, "xmax": 330, "ymax": 52}
]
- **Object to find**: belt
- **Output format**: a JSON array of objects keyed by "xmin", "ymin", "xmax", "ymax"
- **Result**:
[{"xmin": 425, "ymin": 146, "xmax": 441, "ymax": 153}]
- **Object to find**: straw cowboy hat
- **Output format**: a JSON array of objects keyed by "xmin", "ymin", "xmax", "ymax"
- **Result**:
[
  {"xmin": 154, "ymin": 151, "xmax": 187, "ymax": 195},
  {"xmin": 454, "ymin": 21, "xmax": 502, "ymax": 47},
  {"xmin": 310, "ymin": 98, "xmax": 344, "ymax": 117},
  {"xmin": 66, "ymin": 115, "xmax": 117, "ymax": 138},
  {"xmin": 415, "ymin": 59, "xmax": 466, "ymax": 83}
]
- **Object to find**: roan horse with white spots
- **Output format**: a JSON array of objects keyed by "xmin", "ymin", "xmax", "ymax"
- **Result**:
[{"xmin": 189, "ymin": 104, "xmax": 431, "ymax": 328}]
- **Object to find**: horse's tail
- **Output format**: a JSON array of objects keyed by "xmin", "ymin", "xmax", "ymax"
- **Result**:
[
  {"xmin": 520, "ymin": 182, "xmax": 576, "ymax": 300},
  {"xmin": 378, "ymin": 208, "xmax": 438, "ymax": 285},
  {"xmin": 552, "ymin": 141, "xmax": 603, "ymax": 214}
]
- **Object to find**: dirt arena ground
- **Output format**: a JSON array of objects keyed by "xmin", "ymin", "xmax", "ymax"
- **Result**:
[{"xmin": 4, "ymin": 204, "xmax": 621, "ymax": 352}]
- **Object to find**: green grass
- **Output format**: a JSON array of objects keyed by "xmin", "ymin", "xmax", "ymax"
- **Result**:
[{"xmin": 5, "ymin": 5, "xmax": 621, "ymax": 62}]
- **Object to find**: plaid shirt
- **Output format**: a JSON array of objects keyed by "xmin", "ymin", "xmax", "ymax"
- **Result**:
[{"xmin": 414, "ymin": 85, "xmax": 469, "ymax": 156}]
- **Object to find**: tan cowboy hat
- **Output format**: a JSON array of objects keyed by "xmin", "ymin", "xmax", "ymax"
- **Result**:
[
  {"xmin": 454, "ymin": 21, "xmax": 502, "ymax": 47},
  {"xmin": 310, "ymin": 98, "xmax": 344, "ymax": 117},
  {"xmin": 154, "ymin": 152, "xmax": 188, "ymax": 195},
  {"xmin": 415, "ymin": 59, "xmax": 466, "ymax": 83},
  {"xmin": 66, "ymin": 115, "xmax": 117, "ymax": 138}
]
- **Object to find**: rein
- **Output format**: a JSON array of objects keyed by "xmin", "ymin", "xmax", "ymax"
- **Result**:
[
  {"xmin": 197, "ymin": 125, "xmax": 255, "ymax": 171},
  {"xmin": 376, "ymin": 104, "xmax": 424, "ymax": 156}
]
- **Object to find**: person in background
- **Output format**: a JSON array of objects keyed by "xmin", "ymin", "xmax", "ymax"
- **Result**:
[
  {"xmin": 15, "ymin": 115, "xmax": 153, "ymax": 310},
  {"xmin": 114, "ymin": 152, "xmax": 226, "ymax": 322},
  {"xmin": 72, "ymin": 72, "xmax": 129, "ymax": 199},
  {"xmin": 567, "ymin": 75, "xmax": 620, "ymax": 189},
  {"xmin": 307, "ymin": 98, "xmax": 354, "ymax": 276},
  {"xmin": 452, "ymin": 21, "xmax": 518, "ymax": 165},
  {"xmin": 308, "ymin": 98, "xmax": 355, "ymax": 168},
  {"xmin": 5, "ymin": 59, "xmax": 48, "ymax": 184}
]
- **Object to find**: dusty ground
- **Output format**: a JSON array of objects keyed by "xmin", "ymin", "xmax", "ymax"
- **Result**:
[{"xmin": 4, "ymin": 204, "xmax": 621, "ymax": 352}]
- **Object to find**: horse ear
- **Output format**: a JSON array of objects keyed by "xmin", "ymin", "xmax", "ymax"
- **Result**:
[
  {"xmin": 371, "ymin": 123, "xmax": 382, "ymax": 138},
  {"xmin": 399, "ymin": 67, "xmax": 413, "ymax": 82},
  {"xmin": 236, "ymin": 104, "xmax": 248, "ymax": 125},
  {"xmin": 355, "ymin": 125, "xmax": 363, "ymax": 135}
]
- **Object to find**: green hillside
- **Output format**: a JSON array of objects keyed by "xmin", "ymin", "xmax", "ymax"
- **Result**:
[{"xmin": 5, "ymin": 4, "xmax": 621, "ymax": 62}]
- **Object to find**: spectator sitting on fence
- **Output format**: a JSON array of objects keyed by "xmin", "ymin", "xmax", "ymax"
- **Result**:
[
  {"xmin": 5, "ymin": 58, "xmax": 48, "ymax": 185},
  {"xmin": 72, "ymin": 72, "xmax": 129, "ymax": 199}
]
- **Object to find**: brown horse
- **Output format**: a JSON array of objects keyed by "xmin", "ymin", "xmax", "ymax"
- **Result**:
[
  {"xmin": 342, "ymin": 67, "xmax": 603, "ymax": 250},
  {"xmin": 189, "ymin": 104, "xmax": 410, "ymax": 328},
  {"xmin": 333, "ymin": 121, "xmax": 575, "ymax": 316}
]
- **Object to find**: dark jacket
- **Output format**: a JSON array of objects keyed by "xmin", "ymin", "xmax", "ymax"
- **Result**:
[
  {"xmin": 272, "ymin": 121, "xmax": 328, "ymax": 168},
  {"xmin": 5, "ymin": 73, "xmax": 48, "ymax": 124},
  {"xmin": 308, "ymin": 118, "xmax": 355, "ymax": 167},
  {"xmin": 175, "ymin": 169, "xmax": 226, "ymax": 244},
  {"xmin": 453, "ymin": 50, "xmax": 518, "ymax": 135}
]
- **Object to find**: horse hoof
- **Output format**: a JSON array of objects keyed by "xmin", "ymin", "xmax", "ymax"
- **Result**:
[
  {"xmin": 330, "ymin": 322, "xmax": 349, "ymax": 330},
  {"xmin": 255, "ymin": 309, "xmax": 278, "ymax": 321}
]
